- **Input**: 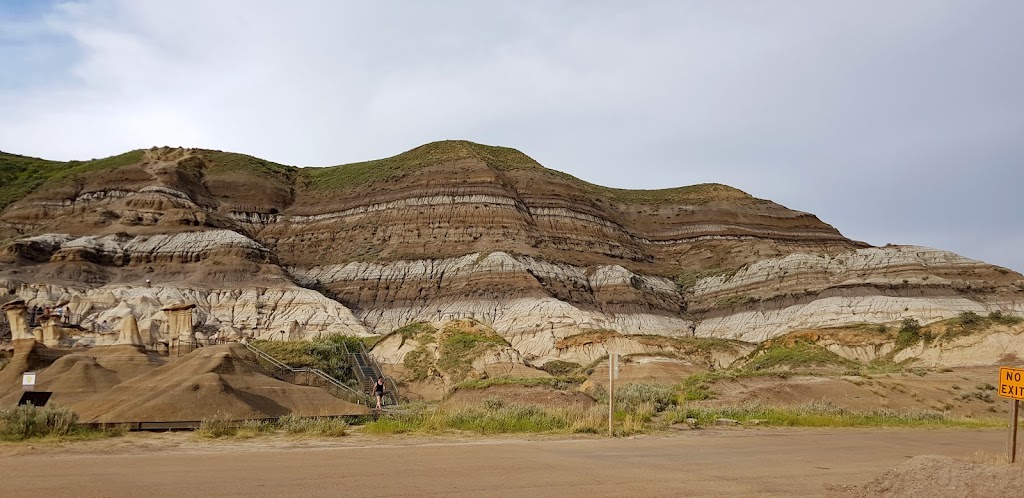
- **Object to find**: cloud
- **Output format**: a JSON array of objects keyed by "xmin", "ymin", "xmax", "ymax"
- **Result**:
[{"xmin": 1, "ymin": 0, "xmax": 1022, "ymax": 271}]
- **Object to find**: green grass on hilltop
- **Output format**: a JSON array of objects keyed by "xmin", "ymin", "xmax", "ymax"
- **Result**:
[
  {"xmin": 2, "ymin": 140, "xmax": 764, "ymax": 209},
  {"xmin": 546, "ymin": 168, "xmax": 755, "ymax": 205},
  {"xmin": 195, "ymin": 150, "xmax": 296, "ymax": 180},
  {"xmin": 301, "ymin": 140, "xmax": 756, "ymax": 204},
  {"xmin": 302, "ymin": 140, "xmax": 540, "ymax": 191},
  {"xmin": 0, "ymin": 150, "xmax": 144, "ymax": 209}
]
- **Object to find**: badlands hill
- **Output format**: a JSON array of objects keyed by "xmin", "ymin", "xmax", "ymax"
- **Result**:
[{"xmin": 0, "ymin": 140, "xmax": 1021, "ymax": 360}]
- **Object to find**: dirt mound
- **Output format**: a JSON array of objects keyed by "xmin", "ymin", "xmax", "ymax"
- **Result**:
[
  {"xmin": 33, "ymin": 356, "xmax": 121, "ymax": 397},
  {"xmin": 83, "ymin": 344, "xmax": 166, "ymax": 378},
  {"xmin": 72, "ymin": 344, "xmax": 368, "ymax": 423},
  {"xmin": 0, "ymin": 344, "xmax": 164, "ymax": 407},
  {"xmin": 446, "ymin": 385, "xmax": 595, "ymax": 408},
  {"xmin": 852, "ymin": 455, "xmax": 1024, "ymax": 497}
]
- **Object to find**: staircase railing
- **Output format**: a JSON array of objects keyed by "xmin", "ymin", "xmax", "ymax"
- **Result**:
[
  {"xmin": 344, "ymin": 342, "xmax": 400, "ymax": 405},
  {"xmin": 243, "ymin": 342, "xmax": 373, "ymax": 406}
]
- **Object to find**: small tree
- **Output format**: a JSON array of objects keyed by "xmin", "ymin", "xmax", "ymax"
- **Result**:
[
  {"xmin": 896, "ymin": 318, "xmax": 922, "ymax": 349},
  {"xmin": 957, "ymin": 311, "xmax": 982, "ymax": 326}
]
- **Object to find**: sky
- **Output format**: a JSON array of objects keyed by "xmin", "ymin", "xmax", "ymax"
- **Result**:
[{"xmin": 1, "ymin": 1, "xmax": 1022, "ymax": 271}]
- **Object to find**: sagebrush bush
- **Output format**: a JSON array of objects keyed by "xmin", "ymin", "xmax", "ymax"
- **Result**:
[
  {"xmin": 197, "ymin": 416, "xmax": 348, "ymax": 438},
  {"xmin": 896, "ymin": 318, "xmax": 923, "ymax": 349},
  {"xmin": 613, "ymin": 383, "xmax": 676, "ymax": 412},
  {"xmin": 0, "ymin": 405, "xmax": 79, "ymax": 440}
]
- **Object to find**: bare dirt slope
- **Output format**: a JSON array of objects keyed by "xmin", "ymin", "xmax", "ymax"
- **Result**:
[
  {"xmin": 72, "ymin": 344, "xmax": 368, "ymax": 422},
  {"xmin": 0, "ymin": 342, "xmax": 367, "ymax": 422},
  {"xmin": 0, "ymin": 345, "xmax": 166, "ymax": 407}
]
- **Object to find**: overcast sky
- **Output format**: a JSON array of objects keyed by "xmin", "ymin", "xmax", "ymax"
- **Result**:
[{"xmin": 2, "ymin": 1, "xmax": 1022, "ymax": 271}]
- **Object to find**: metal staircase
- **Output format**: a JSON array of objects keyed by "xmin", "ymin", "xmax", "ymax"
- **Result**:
[
  {"xmin": 242, "ymin": 342, "xmax": 374, "ymax": 407},
  {"xmin": 344, "ymin": 342, "xmax": 400, "ymax": 406}
]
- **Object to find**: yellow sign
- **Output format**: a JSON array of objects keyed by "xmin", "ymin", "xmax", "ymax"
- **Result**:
[{"xmin": 999, "ymin": 367, "xmax": 1024, "ymax": 400}]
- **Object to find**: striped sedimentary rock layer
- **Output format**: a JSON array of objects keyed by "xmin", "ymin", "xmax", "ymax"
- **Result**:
[{"xmin": 0, "ymin": 142, "xmax": 1021, "ymax": 353}]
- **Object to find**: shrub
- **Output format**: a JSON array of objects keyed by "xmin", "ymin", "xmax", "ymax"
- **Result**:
[
  {"xmin": 895, "ymin": 318, "xmax": 922, "ymax": 349},
  {"xmin": 990, "ymin": 311, "xmax": 1023, "ymax": 325},
  {"xmin": 197, "ymin": 418, "xmax": 237, "ymax": 438},
  {"xmin": 0, "ymin": 405, "xmax": 79, "ymax": 440},
  {"xmin": 612, "ymin": 383, "xmax": 676, "ymax": 412},
  {"xmin": 957, "ymin": 312, "xmax": 983, "ymax": 326},
  {"xmin": 234, "ymin": 420, "xmax": 275, "ymax": 439},
  {"xmin": 278, "ymin": 415, "xmax": 348, "ymax": 437}
]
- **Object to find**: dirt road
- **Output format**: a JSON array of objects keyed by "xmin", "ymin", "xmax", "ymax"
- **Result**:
[{"xmin": 1, "ymin": 429, "xmax": 1007, "ymax": 497}]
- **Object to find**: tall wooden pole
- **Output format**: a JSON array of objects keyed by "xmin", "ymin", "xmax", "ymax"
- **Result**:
[
  {"xmin": 608, "ymin": 354, "xmax": 615, "ymax": 437},
  {"xmin": 1010, "ymin": 399, "xmax": 1019, "ymax": 464}
]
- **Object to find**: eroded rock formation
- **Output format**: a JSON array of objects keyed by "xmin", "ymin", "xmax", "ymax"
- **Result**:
[{"xmin": 0, "ymin": 141, "xmax": 1021, "ymax": 362}]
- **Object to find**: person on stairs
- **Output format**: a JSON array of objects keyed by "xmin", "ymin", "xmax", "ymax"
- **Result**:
[{"xmin": 374, "ymin": 377, "xmax": 386, "ymax": 410}]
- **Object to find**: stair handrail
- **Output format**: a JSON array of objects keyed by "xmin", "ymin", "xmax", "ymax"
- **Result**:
[
  {"xmin": 243, "ymin": 342, "xmax": 370, "ymax": 405},
  {"xmin": 359, "ymin": 342, "xmax": 400, "ymax": 400}
]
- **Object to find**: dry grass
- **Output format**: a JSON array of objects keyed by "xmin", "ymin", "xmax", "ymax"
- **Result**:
[
  {"xmin": 961, "ymin": 450, "xmax": 1011, "ymax": 465},
  {"xmin": 679, "ymin": 400, "xmax": 1004, "ymax": 429},
  {"xmin": 197, "ymin": 416, "xmax": 349, "ymax": 439},
  {"xmin": 366, "ymin": 382, "xmax": 678, "ymax": 436}
]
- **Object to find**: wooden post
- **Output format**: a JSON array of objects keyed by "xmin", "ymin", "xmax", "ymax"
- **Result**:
[
  {"xmin": 1010, "ymin": 399, "xmax": 1019, "ymax": 464},
  {"xmin": 608, "ymin": 353, "xmax": 616, "ymax": 437}
]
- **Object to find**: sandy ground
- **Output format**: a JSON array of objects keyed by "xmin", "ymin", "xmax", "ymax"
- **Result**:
[{"xmin": 0, "ymin": 428, "xmax": 1012, "ymax": 497}]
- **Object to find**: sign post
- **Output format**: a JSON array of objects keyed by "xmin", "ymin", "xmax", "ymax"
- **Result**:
[
  {"xmin": 608, "ymin": 354, "xmax": 616, "ymax": 436},
  {"xmin": 1011, "ymin": 399, "xmax": 1019, "ymax": 465},
  {"xmin": 998, "ymin": 366, "xmax": 1024, "ymax": 464}
]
